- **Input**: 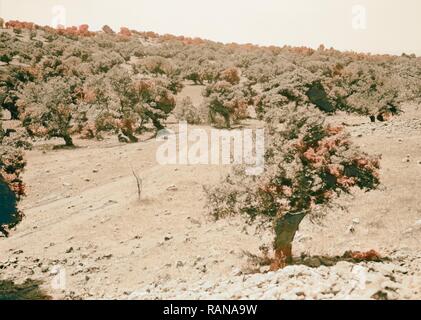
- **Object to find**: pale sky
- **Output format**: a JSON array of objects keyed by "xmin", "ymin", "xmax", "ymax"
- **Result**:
[{"xmin": 1, "ymin": 0, "xmax": 420, "ymax": 55}]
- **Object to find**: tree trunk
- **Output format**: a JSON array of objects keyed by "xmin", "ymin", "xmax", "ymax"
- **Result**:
[
  {"xmin": 151, "ymin": 117, "xmax": 164, "ymax": 132},
  {"xmin": 63, "ymin": 135, "xmax": 74, "ymax": 147},
  {"xmin": 121, "ymin": 128, "xmax": 138, "ymax": 143},
  {"xmin": 0, "ymin": 225, "xmax": 8, "ymax": 237},
  {"xmin": 4, "ymin": 103, "xmax": 19, "ymax": 120},
  {"xmin": 224, "ymin": 114, "xmax": 231, "ymax": 129},
  {"xmin": 271, "ymin": 212, "xmax": 307, "ymax": 270}
]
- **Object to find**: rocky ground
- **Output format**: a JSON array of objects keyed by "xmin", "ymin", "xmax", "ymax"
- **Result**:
[
  {"xmin": 1, "ymin": 100, "xmax": 420, "ymax": 300},
  {"xmin": 130, "ymin": 250, "xmax": 421, "ymax": 300}
]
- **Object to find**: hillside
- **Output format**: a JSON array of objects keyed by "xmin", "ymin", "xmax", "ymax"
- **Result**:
[{"xmin": 0, "ymin": 22, "xmax": 420, "ymax": 300}]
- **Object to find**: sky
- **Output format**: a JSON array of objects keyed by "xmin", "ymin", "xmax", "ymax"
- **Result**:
[{"xmin": 1, "ymin": 0, "xmax": 420, "ymax": 56}]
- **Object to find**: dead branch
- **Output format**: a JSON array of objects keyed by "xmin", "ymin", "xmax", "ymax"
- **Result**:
[{"xmin": 131, "ymin": 167, "xmax": 143, "ymax": 200}]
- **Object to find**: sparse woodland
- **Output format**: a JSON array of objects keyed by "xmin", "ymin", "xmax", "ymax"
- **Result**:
[{"xmin": 0, "ymin": 20, "xmax": 420, "ymax": 266}]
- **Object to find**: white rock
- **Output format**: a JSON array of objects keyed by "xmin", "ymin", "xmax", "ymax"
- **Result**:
[
  {"xmin": 231, "ymin": 267, "xmax": 242, "ymax": 276},
  {"xmin": 166, "ymin": 185, "xmax": 178, "ymax": 191}
]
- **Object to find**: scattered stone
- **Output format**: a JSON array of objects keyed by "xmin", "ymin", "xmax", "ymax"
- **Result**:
[
  {"xmin": 49, "ymin": 268, "xmax": 59, "ymax": 276},
  {"xmin": 347, "ymin": 225, "xmax": 356, "ymax": 234},
  {"xmin": 304, "ymin": 257, "xmax": 322, "ymax": 268},
  {"xmin": 231, "ymin": 268, "xmax": 242, "ymax": 276},
  {"xmin": 259, "ymin": 266, "xmax": 271, "ymax": 273},
  {"xmin": 319, "ymin": 257, "xmax": 336, "ymax": 267},
  {"xmin": 187, "ymin": 217, "xmax": 201, "ymax": 226},
  {"xmin": 403, "ymin": 228, "xmax": 414, "ymax": 234},
  {"xmin": 166, "ymin": 185, "xmax": 178, "ymax": 192},
  {"xmin": 128, "ymin": 258, "xmax": 420, "ymax": 300},
  {"xmin": 66, "ymin": 247, "xmax": 74, "ymax": 254}
]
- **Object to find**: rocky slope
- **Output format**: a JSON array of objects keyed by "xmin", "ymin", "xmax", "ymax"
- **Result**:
[{"xmin": 130, "ymin": 250, "xmax": 421, "ymax": 300}]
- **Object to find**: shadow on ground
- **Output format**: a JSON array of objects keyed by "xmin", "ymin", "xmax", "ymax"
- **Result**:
[
  {"xmin": 0, "ymin": 279, "xmax": 52, "ymax": 300},
  {"xmin": 244, "ymin": 249, "xmax": 388, "ymax": 273}
]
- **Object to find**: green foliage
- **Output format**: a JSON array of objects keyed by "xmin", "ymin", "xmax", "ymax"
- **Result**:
[
  {"xmin": 203, "ymin": 81, "xmax": 251, "ymax": 128},
  {"xmin": 174, "ymin": 97, "xmax": 203, "ymax": 125},
  {"xmin": 104, "ymin": 67, "xmax": 176, "ymax": 141},
  {"xmin": 206, "ymin": 105, "xmax": 380, "ymax": 263},
  {"xmin": 19, "ymin": 77, "xmax": 81, "ymax": 146},
  {"xmin": 0, "ymin": 280, "xmax": 52, "ymax": 300},
  {"xmin": 0, "ymin": 19, "xmax": 419, "ymax": 256}
]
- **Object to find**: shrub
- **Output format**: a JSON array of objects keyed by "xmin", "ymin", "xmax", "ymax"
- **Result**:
[
  {"xmin": 206, "ymin": 105, "xmax": 380, "ymax": 269},
  {"xmin": 174, "ymin": 97, "xmax": 203, "ymax": 125},
  {"xmin": 0, "ymin": 53, "xmax": 12, "ymax": 64}
]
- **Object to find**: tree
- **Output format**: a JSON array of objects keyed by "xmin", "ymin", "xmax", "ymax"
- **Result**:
[
  {"xmin": 91, "ymin": 51, "xmax": 124, "ymax": 74},
  {"xmin": 5, "ymin": 20, "xmax": 35, "ymax": 30},
  {"xmin": 137, "ymin": 56, "xmax": 175, "ymax": 76},
  {"xmin": 135, "ymin": 79, "xmax": 176, "ymax": 132},
  {"xmin": 102, "ymin": 25, "xmax": 114, "ymax": 34},
  {"xmin": 174, "ymin": 97, "xmax": 203, "ymax": 125},
  {"xmin": 220, "ymin": 67, "xmax": 241, "ymax": 85},
  {"xmin": 78, "ymin": 24, "xmax": 90, "ymax": 34},
  {"xmin": 327, "ymin": 62, "xmax": 402, "ymax": 118},
  {"xmin": 18, "ymin": 77, "xmax": 81, "ymax": 147},
  {"xmin": 0, "ymin": 142, "xmax": 26, "ymax": 237},
  {"xmin": 0, "ymin": 18, "xmax": 4, "ymax": 29},
  {"xmin": 182, "ymin": 60, "xmax": 222, "ymax": 85},
  {"xmin": 119, "ymin": 27, "xmax": 132, "ymax": 37},
  {"xmin": 206, "ymin": 106, "xmax": 380, "ymax": 269},
  {"xmin": 203, "ymin": 81, "xmax": 249, "ymax": 128},
  {"xmin": 255, "ymin": 67, "xmax": 335, "ymax": 118},
  {"xmin": 107, "ymin": 68, "xmax": 176, "ymax": 142},
  {"xmin": 0, "ymin": 66, "xmax": 36, "ymax": 119}
]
